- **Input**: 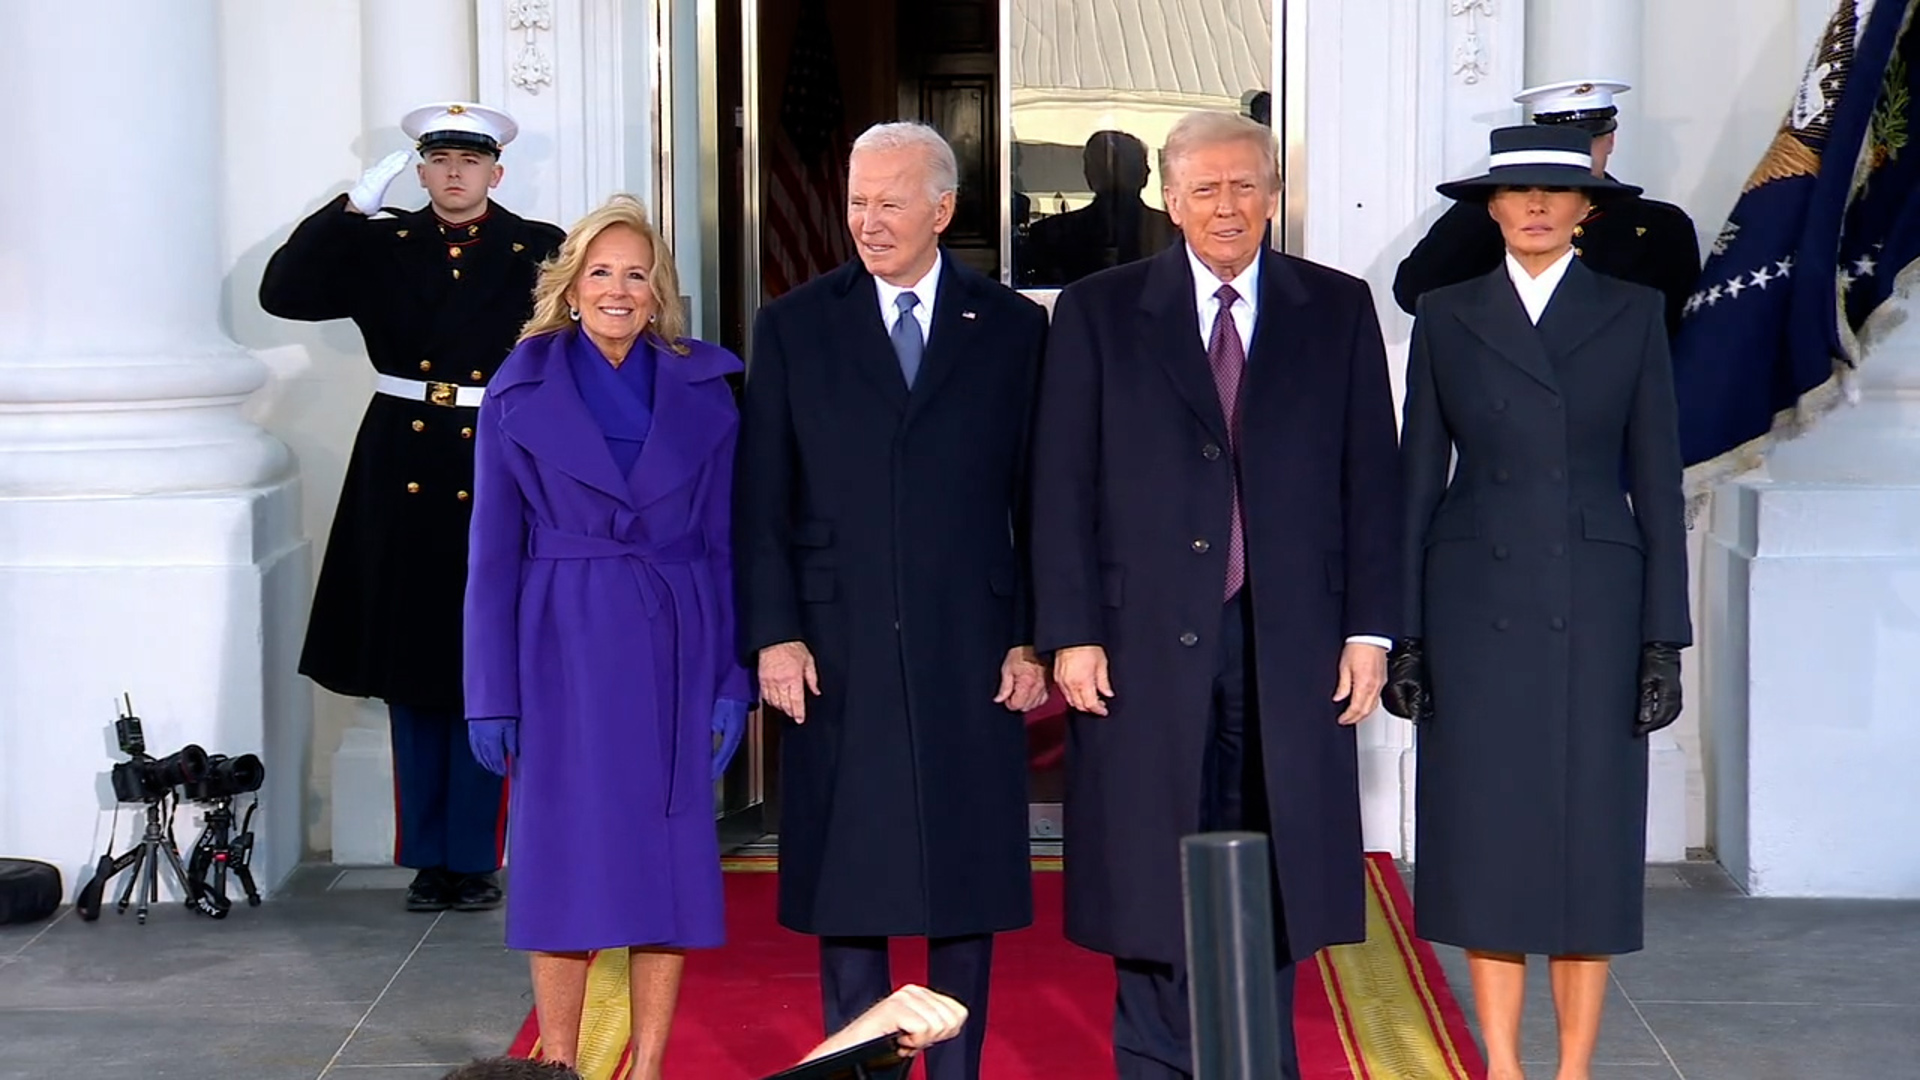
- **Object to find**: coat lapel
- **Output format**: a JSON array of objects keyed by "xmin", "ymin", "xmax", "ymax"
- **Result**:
[
  {"xmin": 904, "ymin": 255, "xmax": 984, "ymax": 425},
  {"xmin": 496, "ymin": 332, "xmax": 639, "ymax": 508},
  {"xmin": 627, "ymin": 340, "xmax": 740, "ymax": 509},
  {"xmin": 830, "ymin": 262, "xmax": 911, "ymax": 414},
  {"xmin": 1140, "ymin": 245, "xmax": 1228, "ymax": 444},
  {"xmin": 1457, "ymin": 266, "xmax": 1561, "ymax": 394},
  {"xmin": 1536, "ymin": 258, "xmax": 1630, "ymax": 363},
  {"xmin": 1244, "ymin": 248, "xmax": 1314, "ymax": 406}
]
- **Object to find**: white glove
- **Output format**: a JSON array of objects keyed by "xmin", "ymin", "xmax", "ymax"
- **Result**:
[{"xmin": 347, "ymin": 150, "xmax": 413, "ymax": 215}]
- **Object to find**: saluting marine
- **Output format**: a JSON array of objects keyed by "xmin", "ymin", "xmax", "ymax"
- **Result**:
[
  {"xmin": 1392, "ymin": 80, "xmax": 1702, "ymax": 336},
  {"xmin": 259, "ymin": 102, "xmax": 563, "ymax": 913}
]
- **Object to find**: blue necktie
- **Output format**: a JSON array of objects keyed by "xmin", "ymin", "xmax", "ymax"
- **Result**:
[{"xmin": 891, "ymin": 291, "xmax": 924, "ymax": 388}]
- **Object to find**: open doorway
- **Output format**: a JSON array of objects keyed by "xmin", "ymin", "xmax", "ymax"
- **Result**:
[{"xmin": 711, "ymin": 0, "xmax": 1279, "ymax": 844}]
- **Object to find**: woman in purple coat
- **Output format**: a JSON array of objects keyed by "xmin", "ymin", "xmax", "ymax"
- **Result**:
[{"xmin": 461, "ymin": 194, "xmax": 752, "ymax": 1077}]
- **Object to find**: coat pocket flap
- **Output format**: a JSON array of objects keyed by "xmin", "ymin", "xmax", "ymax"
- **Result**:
[{"xmin": 1581, "ymin": 507, "xmax": 1644, "ymax": 550}]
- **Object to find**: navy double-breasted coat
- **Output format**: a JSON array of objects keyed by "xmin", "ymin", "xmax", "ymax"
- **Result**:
[{"xmin": 1401, "ymin": 260, "xmax": 1690, "ymax": 955}]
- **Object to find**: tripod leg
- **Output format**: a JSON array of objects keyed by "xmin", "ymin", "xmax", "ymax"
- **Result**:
[
  {"xmin": 140, "ymin": 838, "xmax": 160, "ymax": 923},
  {"xmin": 115, "ymin": 847, "xmax": 143, "ymax": 914},
  {"xmin": 211, "ymin": 854, "xmax": 231, "ymax": 912},
  {"xmin": 235, "ymin": 862, "xmax": 262, "ymax": 906},
  {"xmin": 162, "ymin": 835, "xmax": 195, "ymax": 903}
]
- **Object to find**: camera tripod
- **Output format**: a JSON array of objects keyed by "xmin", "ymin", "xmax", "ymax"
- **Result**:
[
  {"xmin": 77, "ymin": 799, "xmax": 195, "ymax": 924},
  {"xmin": 186, "ymin": 797, "xmax": 260, "ymax": 918}
]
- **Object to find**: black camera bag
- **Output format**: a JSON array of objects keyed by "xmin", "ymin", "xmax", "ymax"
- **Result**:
[{"xmin": 0, "ymin": 859, "xmax": 61, "ymax": 925}]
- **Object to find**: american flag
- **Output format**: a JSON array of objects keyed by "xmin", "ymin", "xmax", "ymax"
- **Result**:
[{"xmin": 763, "ymin": 0, "xmax": 854, "ymax": 299}]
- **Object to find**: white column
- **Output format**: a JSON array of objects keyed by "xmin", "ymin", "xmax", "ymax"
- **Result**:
[
  {"xmin": 0, "ymin": 2, "xmax": 309, "ymax": 898},
  {"xmin": 1705, "ymin": 310, "xmax": 1920, "ymax": 898},
  {"xmin": 322, "ymin": 0, "xmax": 480, "ymax": 868},
  {"xmin": 1524, "ymin": 0, "xmax": 1644, "ymax": 180},
  {"xmin": 362, "ymin": 0, "xmax": 479, "ymax": 167},
  {"xmin": 1300, "ymin": 0, "xmax": 1524, "ymax": 859}
]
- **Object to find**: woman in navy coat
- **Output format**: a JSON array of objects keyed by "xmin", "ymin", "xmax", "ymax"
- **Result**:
[
  {"xmin": 1383, "ymin": 125, "xmax": 1689, "ymax": 1080},
  {"xmin": 463, "ymin": 194, "xmax": 751, "ymax": 1077}
]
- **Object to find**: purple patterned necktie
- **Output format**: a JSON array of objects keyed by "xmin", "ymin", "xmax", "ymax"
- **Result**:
[{"xmin": 1208, "ymin": 283, "xmax": 1247, "ymax": 600}]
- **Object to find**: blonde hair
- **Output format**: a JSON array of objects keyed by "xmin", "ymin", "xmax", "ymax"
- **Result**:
[
  {"xmin": 521, "ymin": 193, "xmax": 691, "ymax": 355},
  {"xmin": 1162, "ymin": 110, "xmax": 1281, "ymax": 192}
]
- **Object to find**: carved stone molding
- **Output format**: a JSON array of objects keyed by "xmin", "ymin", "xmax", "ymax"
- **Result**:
[
  {"xmin": 1450, "ymin": 0, "xmax": 1495, "ymax": 84},
  {"xmin": 508, "ymin": 0, "xmax": 554, "ymax": 93}
]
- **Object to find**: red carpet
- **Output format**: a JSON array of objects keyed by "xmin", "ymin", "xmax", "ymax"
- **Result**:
[{"xmin": 508, "ymin": 855, "xmax": 1483, "ymax": 1078}]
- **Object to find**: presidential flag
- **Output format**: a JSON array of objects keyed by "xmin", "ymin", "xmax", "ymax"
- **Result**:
[
  {"xmin": 1837, "ymin": 2, "xmax": 1920, "ymax": 353},
  {"xmin": 1670, "ymin": 0, "xmax": 1920, "ymax": 482}
]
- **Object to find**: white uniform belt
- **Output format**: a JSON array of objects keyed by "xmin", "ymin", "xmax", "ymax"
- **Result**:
[{"xmin": 375, "ymin": 373, "xmax": 484, "ymax": 408}]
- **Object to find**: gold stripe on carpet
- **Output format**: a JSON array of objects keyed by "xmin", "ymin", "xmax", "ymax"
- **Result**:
[{"xmin": 1317, "ymin": 862, "xmax": 1463, "ymax": 1079}]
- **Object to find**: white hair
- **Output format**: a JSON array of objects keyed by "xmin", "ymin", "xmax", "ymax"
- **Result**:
[
  {"xmin": 1162, "ymin": 110, "xmax": 1280, "ymax": 190},
  {"xmin": 850, "ymin": 121, "xmax": 959, "ymax": 202}
]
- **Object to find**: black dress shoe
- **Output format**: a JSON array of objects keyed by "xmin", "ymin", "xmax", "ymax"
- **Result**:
[
  {"xmin": 404, "ymin": 868, "xmax": 453, "ymax": 912},
  {"xmin": 452, "ymin": 872, "xmax": 503, "ymax": 912}
]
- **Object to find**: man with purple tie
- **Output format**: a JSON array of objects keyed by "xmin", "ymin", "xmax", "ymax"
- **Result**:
[{"xmin": 1029, "ymin": 109, "xmax": 1403, "ymax": 1080}]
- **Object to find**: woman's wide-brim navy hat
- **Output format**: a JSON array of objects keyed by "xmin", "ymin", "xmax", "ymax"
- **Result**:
[{"xmin": 1436, "ymin": 125, "xmax": 1642, "ymax": 201}]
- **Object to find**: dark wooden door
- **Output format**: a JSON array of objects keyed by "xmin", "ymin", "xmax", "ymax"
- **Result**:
[{"xmin": 895, "ymin": 0, "xmax": 999, "ymax": 278}]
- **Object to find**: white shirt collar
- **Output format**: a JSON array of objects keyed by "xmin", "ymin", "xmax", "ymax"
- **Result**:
[
  {"xmin": 1187, "ymin": 244, "xmax": 1261, "ymax": 352},
  {"xmin": 1186, "ymin": 244, "xmax": 1260, "ymax": 310},
  {"xmin": 876, "ymin": 251, "xmax": 942, "ymax": 333},
  {"xmin": 1504, "ymin": 248, "xmax": 1576, "ymax": 324}
]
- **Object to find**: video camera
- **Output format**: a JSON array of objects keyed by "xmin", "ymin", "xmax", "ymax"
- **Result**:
[
  {"xmin": 80, "ymin": 695, "xmax": 268, "ymax": 924},
  {"xmin": 183, "ymin": 753, "xmax": 265, "ymax": 803},
  {"xmin": 108, "ymin": 702, "xmax": 208, "ymax": 804}
]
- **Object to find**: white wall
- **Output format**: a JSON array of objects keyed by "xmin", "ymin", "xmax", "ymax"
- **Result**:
[{"xmin": 219, "ymin": 0, "xmax": 367, "ymax": 857}]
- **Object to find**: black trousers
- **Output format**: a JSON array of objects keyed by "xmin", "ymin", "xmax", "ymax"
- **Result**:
[
  {"xmin": 820, "ymin": 934, "xmax": 994, "ymax": 1080},
  {"xmin": 1112, "ymin": 591, "xmax": 1300, "ymax": 1079}
]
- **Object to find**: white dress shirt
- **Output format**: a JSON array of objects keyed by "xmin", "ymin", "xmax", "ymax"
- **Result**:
[
  {"xmin": 876, "ymin": 252, "xmax": 942, "ymax": 341},
  {"xmin": 1187, "ymin": 244, "xmax": 1259, "ymax": 353},
  {"xmin": 1504, "ymin": 248, "xmax": 1575, "ymax": 324},
  {"xmin": 1184, "ymin": 244, "xmax": 1391, "ymax": 653}
]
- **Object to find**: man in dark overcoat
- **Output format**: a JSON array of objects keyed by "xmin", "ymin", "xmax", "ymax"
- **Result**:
[
  {"xmin": 733, "ymin": 121, "xmax": 1049, "ymax": 1080},
  {"xmin": 1030, "ymin": 110, "xmax": 1403, "ymax": 1080},
  {"xmin": 259, "ymin": 102, "xmax": 563, "ymax": 913},
  {"xmin": 1392, "ymin": 79, "xmax": 1701, "ymax": 337}
]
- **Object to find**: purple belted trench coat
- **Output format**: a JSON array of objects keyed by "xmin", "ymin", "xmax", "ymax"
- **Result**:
[{"xmin": 464, "ymin": 327, "xmax": 750, "ymax": 953}]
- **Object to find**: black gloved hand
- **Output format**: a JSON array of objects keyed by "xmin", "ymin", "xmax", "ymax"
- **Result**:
[
  {"xmin": 1381, "ymin": 638, "xmax": 1433, "ymax": 722},
  {"xmin": 1633, "ymin": 642, "xmax": 1684, "ymax": 737}
]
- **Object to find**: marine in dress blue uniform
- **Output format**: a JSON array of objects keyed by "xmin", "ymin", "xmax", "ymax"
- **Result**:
[{"xmin": 259, "ymin": 102, "xmax": 564, "ymax": 911}]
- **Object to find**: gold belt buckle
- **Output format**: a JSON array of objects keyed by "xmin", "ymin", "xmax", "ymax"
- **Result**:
[{"xmin": 426, "ymin": 381, "xmax": 458, "ymax": 408}]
